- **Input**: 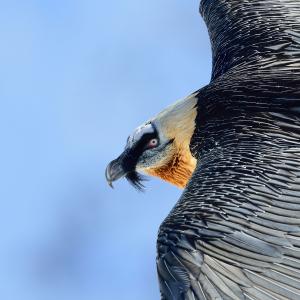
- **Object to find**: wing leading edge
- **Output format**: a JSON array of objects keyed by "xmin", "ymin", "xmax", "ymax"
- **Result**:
[{"xmin": 200, "ymin": 0, "xmax": 300, "ymax": 81}]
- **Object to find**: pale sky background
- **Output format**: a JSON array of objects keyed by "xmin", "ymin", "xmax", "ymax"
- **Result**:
[{"xmin": 0, "ymin": 1, "xmax": 211, "ymax": 299}]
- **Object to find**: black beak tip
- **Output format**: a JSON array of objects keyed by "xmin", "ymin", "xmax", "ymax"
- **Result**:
[
  {"xmin": 105, "ymin": 159, "xmax": 125, "ymax": 188},
  {"xmin": 105, "ymin": 163, "xmax": 113, "ymax": 188},
  {"xmin": 108, "ymin": 181, "xmax": 114, "ymax": 189}
]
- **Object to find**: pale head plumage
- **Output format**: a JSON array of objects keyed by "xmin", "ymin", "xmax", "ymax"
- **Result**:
[
  {"xmin": 106, "ymin": 92, "xmax": 198, "ymax": 189},
  {"xmin": 143, "ymin": 93, "xmax": 198, "ymax": 188}
]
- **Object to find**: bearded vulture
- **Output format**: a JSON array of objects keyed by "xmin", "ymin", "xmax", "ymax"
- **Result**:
[{"xmin": 106, "ymin": 1, "xmax": 300, "ymax": 299}]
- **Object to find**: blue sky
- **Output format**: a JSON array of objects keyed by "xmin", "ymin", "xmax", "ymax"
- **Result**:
[{"xmin": 1, "ymin": 1, "xmax": 211, "ymax": 299}]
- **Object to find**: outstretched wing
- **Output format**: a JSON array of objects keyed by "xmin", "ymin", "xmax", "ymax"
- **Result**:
[
  {"xmin": 156, "ymin": 1, "xmax": 300, "ymax": 299},
  {"xmin": 201, "ymin": 0, "xmax": 300, "ymax": 81},
  {"xmin": 157, "ymin": 118, "xmax": 300, "ymax": 299}
]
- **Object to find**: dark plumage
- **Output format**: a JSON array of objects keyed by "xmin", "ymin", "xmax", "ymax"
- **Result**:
[
  {"xmin": 107, "ymin": 1, "xmax": 300, "ymax": 299},
  {"xmin": 125, "ymin": 171, "xmax": 146, "ymax": 190}
]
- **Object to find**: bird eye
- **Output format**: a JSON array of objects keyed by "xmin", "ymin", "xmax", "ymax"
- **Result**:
[{"xmin": 147, "ymin": 138, "xmax": 158, "ymax": 149}]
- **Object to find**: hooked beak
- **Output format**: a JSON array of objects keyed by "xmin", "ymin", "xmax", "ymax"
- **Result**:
[
  {"xmin": 105, "ymin": 149, "xmax": 146, "ymax": 190},
  {"xmin": 105, "ymin": 158, "xmax": 126, "ymax": 188}
]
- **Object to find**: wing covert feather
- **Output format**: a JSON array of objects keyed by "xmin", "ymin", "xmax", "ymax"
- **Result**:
[
  {"xmin": 200, "ymin": 0, "xmax": 300, "ymax": 80},
  {"xmin": 157, "ymin": 116, "xmax": 300, "ymax": 299}
]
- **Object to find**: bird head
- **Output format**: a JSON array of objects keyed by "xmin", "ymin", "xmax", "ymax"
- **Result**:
[{"xmin": 105, "ymin": 94, "xmax": 198, "ymax": 189}]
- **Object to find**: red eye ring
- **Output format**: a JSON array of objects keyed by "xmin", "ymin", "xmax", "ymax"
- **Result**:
[{"xmin": 147, "ymin": 138, "xmax": 158, "ymax": 148}]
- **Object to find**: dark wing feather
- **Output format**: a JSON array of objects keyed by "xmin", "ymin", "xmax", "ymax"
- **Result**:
[
  {"xmin": 200, "ymin": 0, "xmax": 300, "ymax": 81},
  {"xmin": 157, "ymin": 109, "xmax": 300, "ymax": 299},
  {"xmin": 157, "ymin": 136, "xmax": 300, "ymax": 299},
  {"xmin": 156, "ymin": 1, "xmax": 300, "ymax": 299}
]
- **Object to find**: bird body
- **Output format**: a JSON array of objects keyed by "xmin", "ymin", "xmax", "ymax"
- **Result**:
[{"xmin": 106, "ymin": 1, "xmax": 300, "ymax": 299}]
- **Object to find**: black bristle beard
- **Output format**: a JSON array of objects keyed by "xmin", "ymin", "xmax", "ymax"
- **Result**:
[{"xmin": 125, "ymin": 171, "xmax": 147, "ymax": 191}]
